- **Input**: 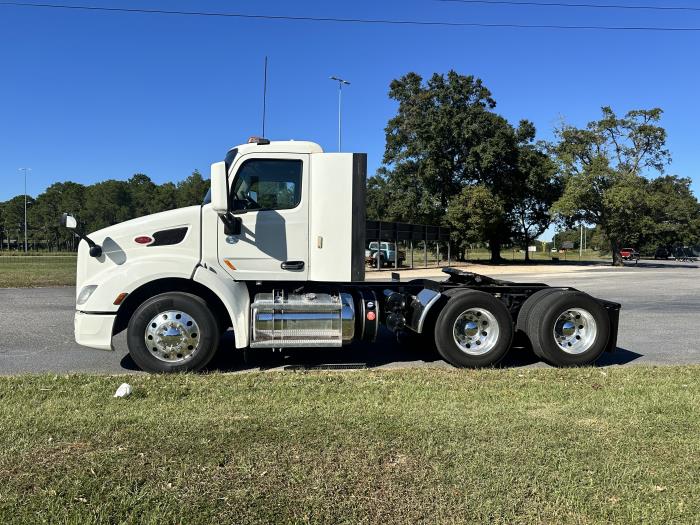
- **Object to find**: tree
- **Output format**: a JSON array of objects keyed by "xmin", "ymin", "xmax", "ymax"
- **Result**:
[
  {"xmin": 0, "ymin": 170, "xmax": 212, "ymax": 250},
  {"xmin": 2, "ymin": 195, "xmax": 33, "ymax": 249},
  {"xmin": 82, "ymin": 180, "xmax": 133, "ymax": 231},
  {"xmin": 366, "ymin": 166, "xmax": 441, "ymax": 224},
  {"xmin": 176, "ymin": 170, "xmax": 209, "ymax": 208},
  {"xmin": 510, "ymin": 146, "xmax": 562, "ymax": 261},
  {"xmin": 154, "ymin": 182, "xmax": 178, "ymax": 212},
  {"xmin": 28, "ymin": 182, "xmax": 86, "ymax": 251},
  {"xmin": 628, "ymin": 175, "xmax": 700, "ymax": 254},
  {"xmin": 128, "ymin": 174, "xmax": 159, "ymax": 217},
  {"xmin": 377, "ymin": 70, "xmax": 535, "ymax": 261},
  {"xmin": 447, "ymin": 184, "xmax": 505, "ymax": 259},
  {"xmin": 0, "ymin": 202, "xmax": 5, "ymax": 249},
  {"xmin": 551, "ymin": 106, "xmax": 671, "ymax": 265}
]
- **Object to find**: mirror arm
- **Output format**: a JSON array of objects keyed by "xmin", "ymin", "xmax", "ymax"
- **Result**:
[
  {"xmin": 71, "ymin": 230, "xmax": 103, "ymax": 258},
  {"xmin": 60, "ymin": 213, "xmax": 102, "ymax": 257},
  {"xmin": 220, "ymin": 212, "xmax": 242, "ymax": 236}
]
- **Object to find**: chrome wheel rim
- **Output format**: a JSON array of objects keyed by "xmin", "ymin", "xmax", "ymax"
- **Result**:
[
  {"xmin": 144, "ymin": 310, "xmax": 201, "ymax": 363},
  {"xmin": 553, "ymin": 308, "xmax": 597, "ymax": 355},
  {"xmin": 452, "ymin": 308, "xmax": 500, "ymax": 355}
]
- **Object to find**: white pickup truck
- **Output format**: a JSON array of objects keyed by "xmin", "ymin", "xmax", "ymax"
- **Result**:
[{"xmin": 62, "ymin": 137, "xmax": 621, "ymax": 373}]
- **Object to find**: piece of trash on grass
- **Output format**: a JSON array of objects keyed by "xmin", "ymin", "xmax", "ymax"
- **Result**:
[{"xmin": 113, "ymin": 383, "xmax": 132, "ymax": 398}]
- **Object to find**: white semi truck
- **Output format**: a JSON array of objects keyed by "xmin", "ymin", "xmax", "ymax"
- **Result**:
[{"xmin": 62, "ymin": 137, "xmax": 620, "ymax": 373}]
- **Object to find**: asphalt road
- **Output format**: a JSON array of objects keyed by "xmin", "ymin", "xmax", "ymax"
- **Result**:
[{"xmin": 1, "ymin": 260, "xmax": 698, "ymax": 374}]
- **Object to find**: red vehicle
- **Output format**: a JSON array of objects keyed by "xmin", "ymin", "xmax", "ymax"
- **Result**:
[{"xmin": 619, "ymin": 247, "xmax": 640, "ymax": 263}]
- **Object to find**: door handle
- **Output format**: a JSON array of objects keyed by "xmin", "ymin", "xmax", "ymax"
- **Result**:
[{"xmin": 281, "ymin": 261, "xmax": 305, "ymax": 271}]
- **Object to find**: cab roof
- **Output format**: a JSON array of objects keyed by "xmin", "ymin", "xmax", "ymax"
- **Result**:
[{"xmin": 228, "ymin": 140, "xmax": 324, "ymax": 157}]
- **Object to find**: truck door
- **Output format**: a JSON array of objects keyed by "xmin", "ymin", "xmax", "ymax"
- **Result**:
[{"xmin": 217, "ymin": 153, "xmax": 309, "ymax": 281}]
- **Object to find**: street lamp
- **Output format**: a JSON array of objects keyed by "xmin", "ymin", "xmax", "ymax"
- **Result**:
[
  {"xmin": 329, "ymin": 76, "xmax": 350, "ymax": 151},
  {"xmin": 18, "ymin": 168, "xmax": 31, "ymax": 253}
]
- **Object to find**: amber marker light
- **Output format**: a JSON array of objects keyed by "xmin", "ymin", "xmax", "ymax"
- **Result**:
[
  {"xmin": 224, "ymin": 259, "xmax": 237, "ymax": 270},
  {"xmin": 113, "ymin": 292, "xmax": 129, "ymax": 305}
]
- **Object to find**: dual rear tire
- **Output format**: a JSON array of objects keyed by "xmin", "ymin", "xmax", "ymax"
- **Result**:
[
  {"xmin": 519, "ymin": 290, "xmax": 611, "ymax": 367},
  {"xmin": 433, "ymin": 289, "xmax": 611, "ymax": 368}
]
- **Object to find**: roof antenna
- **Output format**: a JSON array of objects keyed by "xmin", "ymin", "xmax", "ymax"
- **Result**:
[{"xmin": 262, "ymin": 56, "xmax": 268, "ymax": 137}]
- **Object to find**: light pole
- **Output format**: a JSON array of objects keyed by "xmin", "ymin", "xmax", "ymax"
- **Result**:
[
  {"xmin": 18, "ymin": 168, "xmax": 31, "ymax": 253},
  {"xmin": 329, "ymin": 76, "xmax": 350, "ymax": 151}
]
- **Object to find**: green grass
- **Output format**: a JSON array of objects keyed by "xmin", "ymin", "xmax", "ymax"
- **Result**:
[
  {"xmin": 0, "ymin": 256, "xmax": 76, "ymax": 287},
  {"xmin": 1, "ymin": 368, "xmax": 698, "ymax": 524}
]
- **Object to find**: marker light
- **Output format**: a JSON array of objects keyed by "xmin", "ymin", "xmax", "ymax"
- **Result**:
[
  {"xmin": 134, "ymin": 236, "xmax": 153, "ymax": 245},
  {"xmin": 113, "ymin": 292, "xmax": 129, "ymax": 306}
]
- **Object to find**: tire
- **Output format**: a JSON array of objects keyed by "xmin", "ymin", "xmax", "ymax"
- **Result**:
[
  {"xmin": 433, "ymin": 290, "xmax": 514, "ymax": 368},
  {"xmin": 374, "ymin": 253, "xmax": 385, "ymax": 268},
  {"xmin": 525, "ymin": 290, "xmax": 610, "ymax": 367},
  {"xmin": 127, "ymin": 292, "xmax": 220, "ymax": 373},
  {"xmin": 516, "ymin": 288, "xmax": 563, "ymax": 358}
]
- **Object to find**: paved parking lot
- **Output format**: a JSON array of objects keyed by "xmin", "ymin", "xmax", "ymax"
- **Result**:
[{"xmin": 0, "ymin": 261, "xmax": 698, "ymax": 374}]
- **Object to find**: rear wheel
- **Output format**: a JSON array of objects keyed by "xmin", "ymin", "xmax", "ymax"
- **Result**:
[
  {"xmin": 525, "ymin": 291, "xmax": 610, "ymax": 367},
  {"xmin": 516, "ymin": 288, "xmax": 562, "ymax": 358},
  {"xmin": 127, "ymin": 292, "xmax": 220, "ymax": 373},
  {"xmin": 434, "ymin": 291, "xmax": 513, "ymax": 368}
]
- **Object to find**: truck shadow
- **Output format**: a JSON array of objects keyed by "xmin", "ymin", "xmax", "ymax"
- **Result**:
[{"xmin": 202, "ymin": 330, "xmax": 643, "ymax": 372}]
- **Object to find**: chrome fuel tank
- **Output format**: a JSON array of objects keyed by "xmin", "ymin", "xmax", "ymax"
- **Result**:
[{"xmin": 250, "ymin": 291, "xmax": 355, "ymax": 348}]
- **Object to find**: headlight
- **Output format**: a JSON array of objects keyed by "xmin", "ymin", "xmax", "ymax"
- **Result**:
[{"xmin": 77, "ymin": 285, "xmax": 98, "ymax": 305}]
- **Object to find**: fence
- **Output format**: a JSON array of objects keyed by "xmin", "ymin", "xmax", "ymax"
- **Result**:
[{"xmin": 365, "ymin": 220, "xmax": 453, "ymax": 271}]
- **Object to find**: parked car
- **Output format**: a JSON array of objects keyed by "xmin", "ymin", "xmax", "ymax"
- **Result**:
[
  {"xmin": 654, "ymin": 246, "xmax": 670, "ymax": 260},
  {"xmin": 619, "ymin": 247, "xmax": 640, "ymax": 263},
  {"xmin": 366, "ymin": 241, "xmax": 405, "ymax": 267}
]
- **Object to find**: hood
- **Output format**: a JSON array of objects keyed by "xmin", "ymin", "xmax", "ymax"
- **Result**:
[{"xmin": 76, "ymin": 206, "xmax": 202, "ymax": 296}]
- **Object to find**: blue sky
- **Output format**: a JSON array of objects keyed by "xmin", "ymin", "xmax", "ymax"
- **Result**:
[{"xmin": 1, "ymin": 0, "xmax": 699, "ymax": 240}]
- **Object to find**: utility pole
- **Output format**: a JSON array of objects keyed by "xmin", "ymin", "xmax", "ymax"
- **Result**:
[
  {"xmin": 579, "ymin": 223, "xmax": 583, "ymax": 260},
  {"xmin": 19, "ymin": 168, "xmax": 31, "ymax": 253},
  {"xmin": 329, "ymin": 76, "xmax": 350, "ymax": 151}
]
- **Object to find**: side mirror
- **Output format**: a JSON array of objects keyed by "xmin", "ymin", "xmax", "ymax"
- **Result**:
[
  {"xmin": 60, "ymin": 212, "xmax": 77, "ymax": 229},
  {"xmin": 59, "ymin": 212, "xmax": 102, "ymax": 258},
  {"xmin": 210, "ymin": 161, "xmax": 228, "ymax": 214}
]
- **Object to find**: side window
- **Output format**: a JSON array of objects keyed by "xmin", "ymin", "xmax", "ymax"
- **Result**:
[{"xmin": 231, "ymin": 159, "xmax": 302, "ymax": 211}]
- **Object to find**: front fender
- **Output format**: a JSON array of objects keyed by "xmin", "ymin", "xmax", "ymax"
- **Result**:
[
  {"xmin": 192, "ymin": 266, "xmax": 251, "ymax": 348},
  {"xmin": 77, "ymin": 259, "xmax": 196, "ymax": 313}
]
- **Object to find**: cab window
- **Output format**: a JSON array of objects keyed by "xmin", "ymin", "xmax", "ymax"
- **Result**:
[{"xmin": 231, "ymin": 159, "xmax": 302, "ymax": 211}]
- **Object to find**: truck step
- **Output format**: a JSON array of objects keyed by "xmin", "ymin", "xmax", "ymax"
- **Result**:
[{"xmin": 282, "ymin": 363, "xmax": 368, "ymax": 371}]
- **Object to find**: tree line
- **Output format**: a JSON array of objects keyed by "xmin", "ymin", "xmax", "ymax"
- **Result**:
[
  {"xmin": 2, "ymin": 70, "xmax": 698, "ymax": 265},
  {"xmin": 0, "ymin": 172, "xmax": 208, "ymax": 251},
  {"xmin": 367, "ymin": 71, "xmax": 700, "ymax": 265}
]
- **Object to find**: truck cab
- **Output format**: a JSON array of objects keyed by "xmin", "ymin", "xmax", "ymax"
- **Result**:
[{"xmin": 64, "ymin": 138, "xmax": 621, "ymax": 373}]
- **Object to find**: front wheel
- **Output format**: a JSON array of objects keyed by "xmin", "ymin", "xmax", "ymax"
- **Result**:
[
  {"xmin": 433, "ymin": 291, "xmax": 514, "ymax": 368},
  {"xmin": 126, "ymin": 292, "xmax": 220, "ymax": 373}
]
